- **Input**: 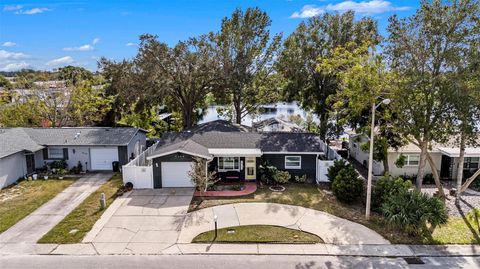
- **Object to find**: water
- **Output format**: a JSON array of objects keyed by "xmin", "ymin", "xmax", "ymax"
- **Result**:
[{"xmin": 199, "ymin": 102, "xmax": 318, "ymax": 126}]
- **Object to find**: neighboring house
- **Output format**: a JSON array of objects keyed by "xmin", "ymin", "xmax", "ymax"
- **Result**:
[
  {"xmin": 0, "ymin": 127, "xmax": 147, "ymax": 189},
  {"xmin": 252, "ymin": 117, "xmax": 303, "ymax": 132},
  {"xmin": 139, "ymin": 120, "xmax": 327, "ymax": 188},
  {"xmin": 348, "ymin": 133, "xmax": 480, "ymax": 180}
]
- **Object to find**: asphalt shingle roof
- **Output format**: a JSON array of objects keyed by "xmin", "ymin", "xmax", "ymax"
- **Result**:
[
  {"xmin": 152, "ymin": 121, "xmax": 325, "ymax": 157},
  {"xmin": 0, "ymin": 127, "xmax": 144, "ymax": 159}
]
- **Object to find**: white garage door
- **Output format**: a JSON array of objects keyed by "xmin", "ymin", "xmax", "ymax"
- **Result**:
[
  {"xmin": 90, "ymin": 148, "xmax": 119, "ymax": 171},
  {"xmin": 161, "ymin": 162, "xmax": 195, "ymax": 187}
]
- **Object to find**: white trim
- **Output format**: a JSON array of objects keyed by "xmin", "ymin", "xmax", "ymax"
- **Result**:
[
  {"xmin": 209, "ymin": 148, "xmax": 262, "ymax": 157},
  {"xmin": 263, "ymin": 151, "xmax": 325, "ymax": 155},
  {"xmin": 217, "ymin": 156, "xmax": 241, "ymax": 172},
  {"xmin": 285, "ymin": 156, "xmax": 301, "ymax": 169},
  {"xmin": 147, "ymin": 150, "xmax": 212, "ymax": 160}
]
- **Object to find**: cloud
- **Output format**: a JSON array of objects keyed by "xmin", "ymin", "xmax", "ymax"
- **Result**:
[
  {"xmin": 290, "ymin": 5, "xmax": 324, "ymax": 18},
  {"xmin": 125, "ymin": 42, "xmax": 136, "ymax": 47},
  {"xmin": 3, "ymin": 4, "xmax": 22, "ymax": 11},
  {"xmin": 0, "ymin": 61, "xmax": 29, "ymax": 72},
  {"xmin": 46, "ymin": 56, "xmax": 74, "ymax": 67},
  {"xmin": 290, "ymin": 1, "xmax": 410, "ymax": 18},
  {"xmin": 63, "ymin": 44, "xmax": 93, "ymax": 51},
  {"xmin": 2, "ymin": 41, "xmax": 16, "ymax": 47},
  {"xmin": 15, "ymin": 7, "xmax": 51, "ymax": 15},
  {"xmin": 0, "ymin": 50, "xmax": 29, "ymax": 60},
  {"xmin": 63, "ymin": 38, "xmax": 100, "ymax": 52}
]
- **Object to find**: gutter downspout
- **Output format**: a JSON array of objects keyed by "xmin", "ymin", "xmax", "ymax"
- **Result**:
[
  {"xmin": 315, "ymin": 153, "xmax": 319, "ymax": 183},
  {"xmin": 205, "ymin": 158, "xmax": 213, "ymax": 192}
]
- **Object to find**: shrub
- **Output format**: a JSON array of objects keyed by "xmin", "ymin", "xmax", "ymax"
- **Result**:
[
  {"xmin": 423, "ymin": 173, "xmax": 435, "ymax": 184},
  {"xmin": 49, "ymin": 160, "xmax": 67, "ymax": 170},
  {"xmin": 327, "ymin": 159, "xmax": 349, "ymax": 183},
  {"xmin": 273, "ymin": 170, "xmax": 291, "ymax": 184},
  {"xmin": 258, "ymin": 163, "xmax": 278, "ymax": 185},
  {"xmin": 332, "ymin": 165, "xmax": 364, "ymax": 203},
  {"xmin": 381, "ymin": 189, "xmax": 448, "ymax": 236},
  {"xmin": 294, "ymin": 174, "xmax": 307, "ymax": 183},
  {"xmin": 372, "ymin": 174, "xmax": 412, "ymax": 211}
]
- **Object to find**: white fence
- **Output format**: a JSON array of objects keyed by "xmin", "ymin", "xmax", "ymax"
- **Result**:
[
  {"xmin": 122, "ymin": 142, "xmax": 158, "ymax": 189},
  {"xmin": 317, "ymin": 160, "xmax": 335, "ymax": 183}
]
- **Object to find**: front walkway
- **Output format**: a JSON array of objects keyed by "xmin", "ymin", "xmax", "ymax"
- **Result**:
[
  {"xmin": 178, "ymin": 203, "xmax": 389, "ymax": 245},
  {"xmin": 0, "ymin": 173, "xmax": 111, "ymax": 244}
]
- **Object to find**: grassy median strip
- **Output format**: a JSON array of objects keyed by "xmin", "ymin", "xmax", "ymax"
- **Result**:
[
  {"xmin": 192, "ymin": 225, "xmax": 323, "ymax": 243},
  {"xmin": 38, "ymin": 174, "xmax": 123, "ymax": 244},
  {"xmin": 0, "ymin": 178, "xmax": 75, "ymax": 233}
]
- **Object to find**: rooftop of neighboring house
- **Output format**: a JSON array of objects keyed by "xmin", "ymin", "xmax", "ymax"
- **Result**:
[
  {"xmin": 0, "ymin": 127, "xmax": 147, "ymax": 159},
  {"xmin": 252, "ymin": 117, "xmax": 303, "ymax": 132},
  {"xmin": 348, "ymin": 132, "xmax": 480, "ymax": 157},
  {"xmin": 150, "ymin": 120, "xmax": 325, "ymax": 158}
]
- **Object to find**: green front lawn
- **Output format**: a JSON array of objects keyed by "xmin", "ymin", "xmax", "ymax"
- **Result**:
[
  {"xmin": 0, "ymin": 178, "xmax": 75, "ymax": 233},
  {"xmin": 190, "ymin": 184, "xmax": 480, "ymax": 244},
  {"xmin": 192, "ymin": 225, "xmax": 323, "ymax": 243},
  {"xmin": 38, "ymin": 174, "xmax": 123, "ymax": 244}
]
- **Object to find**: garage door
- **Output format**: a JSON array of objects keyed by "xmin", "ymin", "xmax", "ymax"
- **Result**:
[
  {"xmin": 161, "ymin": 162, "xmax": 195, "ymax": 187},
  {"xmin": 90, "ymin": 148, "xmax": 119, "ymax": 171}
]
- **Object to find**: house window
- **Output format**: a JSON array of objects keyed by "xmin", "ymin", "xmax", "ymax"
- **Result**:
[
  {"xmin": 48, "ymin": 148, "xmax": 64, "ymax": 159},
  {"xmin": 218, "ymin": 157, "xmax": 240, "ymax": 171},
  {"xmin": 464, "ymin": 157, "xmax": 479, "ymax": 169},
  {"xmin": 404, "ymin": 154, "xmax": 420, "ymax": 166},
  {"xmin": 285, "ymin": 156, "xmax": 301, "ymax": 169}
]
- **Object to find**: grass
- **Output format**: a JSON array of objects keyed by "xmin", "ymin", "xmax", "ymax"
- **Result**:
[
  {"xmin": 38, "ymin": 173, "xmax": 123, "ymax": 244},
  {"xmin": 0, "ymin": 178, "xmax": 75, "ymax": 233},
  {"xmin": 192, "ymin": 225, "xmax": 323, "ymax": 244},
  {"xmin": 190, "ymin": 183, "xmax": 480, "ymax": 244}
]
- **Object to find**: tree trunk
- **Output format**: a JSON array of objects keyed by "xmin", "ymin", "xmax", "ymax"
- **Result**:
[
  {"xmin": 426, "ymin": 152, "xmax": 446, "ymax": 198},
  {"xmin": 456, "ymin": 133, "xmax": 466, "ymax": 203},
  {"xmin": 416, "ymin": 141, "xmax": 428, "ymax": 190},
  {"xmin": 383, "ymin": 157, "xmax": 389, "ymax": 175},
  {"xmin": 234, "ymin": 98, "xmax": 242, "ymax": 124},
  {"xmin": 319, "ymin": 113, "xmax": 328, "ymax": 141},
  {"xmin": 182, "ymin": 105, "xmax": 194, "ymax": 129},
  {"xmin": 460, "ymin": 169, "xmax": 480, "ymax": 193}
]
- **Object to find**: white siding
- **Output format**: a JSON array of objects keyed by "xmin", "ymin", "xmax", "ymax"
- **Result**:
[
  {"xmin": 349, "ymin": 135, "xmax": 384, "ymax": 175},
  {"xmin": 127, "ymin": 131, "xmax": 147, "ymax": 161},
  {"xmin": 0, "ymin": 153, "xmax": 27, "ymax": 188},
  {"xmin": 387, "ymin": 151, "xmax": 442, "ymax": 178}
]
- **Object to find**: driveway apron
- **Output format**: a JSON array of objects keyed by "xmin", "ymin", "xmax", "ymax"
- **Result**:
[{"xmin": 0, "ymin": 173, "xmax": 111, "ymax": 243}]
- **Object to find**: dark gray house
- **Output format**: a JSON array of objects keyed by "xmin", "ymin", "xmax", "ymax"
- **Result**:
[{"xmin": 146, "ymin": 120, "xmax": 326, "ymax": 188}]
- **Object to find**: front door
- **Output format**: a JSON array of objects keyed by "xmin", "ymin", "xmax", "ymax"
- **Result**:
[
  {"xmin": 245, "ymin": 157, "xmax": 256, "ymax": 180},
  {"xmin": 26, "ymin": 154, "xmax": 35, "ymax": 174}
]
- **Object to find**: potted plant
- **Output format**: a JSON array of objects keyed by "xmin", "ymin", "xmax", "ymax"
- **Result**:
[
  {"xmin": 32, "ymin": 174, "xmax": 38, "ymax": 180},
  {"xmin": 57, "ymin": 168, "xmax": 67, "ymax": 179}
]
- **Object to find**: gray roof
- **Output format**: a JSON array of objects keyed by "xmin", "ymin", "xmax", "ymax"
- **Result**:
[
  {"xmin": 152, "ymin": 130, "xmax": 325, "ymax": 157},
  {"xmin": 153, "ymin": 139, "xmax": 210, "ymax": 158},
  {"xmin": 0, "ymin": 127, "xmax": 145, "ymax": 159},
  {"xmin": 23, "ymin": 128, "xmax": 143, "ymax": 146},
  {"xmin": 188, "ymin": 120, "xmax": 254, "ymax": 133},
  {"xmin": 0, "ymin": 129, "xmax": 44, "ymax": 159}
]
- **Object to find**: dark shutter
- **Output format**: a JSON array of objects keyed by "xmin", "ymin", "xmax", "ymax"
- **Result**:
[
  {"xmin": 63, "ymin": 148, "xmax": 69, "ymax": 160},
  {"xmin": 43, "ymin": 148, "xmax": 48, "ymax": 160}
]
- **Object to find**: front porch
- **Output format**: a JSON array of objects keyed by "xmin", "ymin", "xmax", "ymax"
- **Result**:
[{"xmin": 207, "ymin": 149, "xmax": 262, "ymax": 183}]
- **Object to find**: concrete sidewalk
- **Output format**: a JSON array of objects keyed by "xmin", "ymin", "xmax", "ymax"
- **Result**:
[
  {"xmin": 0, "ymin": 173, "xmax": 111, "ymax": 244},
  {"xmin": 1, "ymin": 242, "xmax": 480, "ymax": 258}
]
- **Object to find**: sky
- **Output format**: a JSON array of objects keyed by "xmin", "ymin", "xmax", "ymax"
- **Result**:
[{"xmin": 0, "ymin": 0, "xmax": 419, "ymax": 72}]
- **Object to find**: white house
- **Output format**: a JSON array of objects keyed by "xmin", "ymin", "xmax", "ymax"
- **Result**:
[{"xmin": 0, "ymin": 127, "xmax": 147, "ymax": 189}]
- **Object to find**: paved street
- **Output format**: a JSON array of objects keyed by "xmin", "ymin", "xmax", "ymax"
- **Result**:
[
  {"xmin": 1, "ymin": 254, "xmax": 479, "ymax": 269},
  {"xmin": 0, "ymin": 173, "xmax": 111, "ymax": 244},
  {"xmin": 179, "ymin": 202, "xmax": 389, "ymax": 244}
]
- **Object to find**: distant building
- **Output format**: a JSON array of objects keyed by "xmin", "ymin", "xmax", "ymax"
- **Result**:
[{"xmin": 252, "ymin": 117, "xmax": 304, "ymax": 132}]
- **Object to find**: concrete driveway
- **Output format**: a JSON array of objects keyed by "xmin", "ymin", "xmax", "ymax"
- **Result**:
[
  {"xmin": 0, "ymin": 173, "xmax": 111, "ymax": 244},
  {"xmin": 83, "ymin": 188, "xmax": 194, "ymax": 254}
]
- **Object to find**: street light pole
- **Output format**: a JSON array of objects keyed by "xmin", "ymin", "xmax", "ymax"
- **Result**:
[
  {"xmin": 365, "ymin": 98, "xmax": 390, "ymax": 220},
  {"xmin": 365, "ymin": 102, "xmax": 376, "ymax": 220}
]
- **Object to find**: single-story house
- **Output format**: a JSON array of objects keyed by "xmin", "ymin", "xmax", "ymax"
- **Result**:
[
  {"xmin": 141, "ymin": 120, "xmax": 327, "ymax": 188},
  {"xmin": 348, "ymin": 133, "xmax": 480, "ymax": 180},
  {"xmin": 0, "ymin": 127, "xmax": 147, "ymax": 188},
  {"xmin": 252, "ymin": 117, "xmax": 304, "ymax": 132}
]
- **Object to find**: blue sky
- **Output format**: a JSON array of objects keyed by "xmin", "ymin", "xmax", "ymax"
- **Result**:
[{"xmin": 0, "ymin": 0, "xmax": 418, "ymax": 72}]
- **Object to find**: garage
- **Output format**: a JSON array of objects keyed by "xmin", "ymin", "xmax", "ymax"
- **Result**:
[
  {"xmin": 90, "ymin": 148, "xmax": 119, "ymax": 171},
  {"xmin": 161, "ymin": 162, "xmax": 195, "ymax": 187}
]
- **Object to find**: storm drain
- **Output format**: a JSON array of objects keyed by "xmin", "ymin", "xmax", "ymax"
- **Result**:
[{"xmin": 403, "ymin": 257, "xmax": 425, "ymax": 264}]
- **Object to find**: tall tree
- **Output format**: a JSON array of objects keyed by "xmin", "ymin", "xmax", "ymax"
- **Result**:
[
  {"xmin": 136, "ymin": 34, "xmax": 220, "ymax": 128},
  {"xmin": 385, "ymin": 0, "xmax": 479, "ymax": 194},
  {"xmin": 277, "ymin": 11, "xmax": 380, "ymax": 140},
  {"xmin": 214, "ymin": 7, "xmax": 282, "ymax": 124},
  {"xmin": 57, "ymin": 66, "xmax": 93, "ymax": 87}
]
